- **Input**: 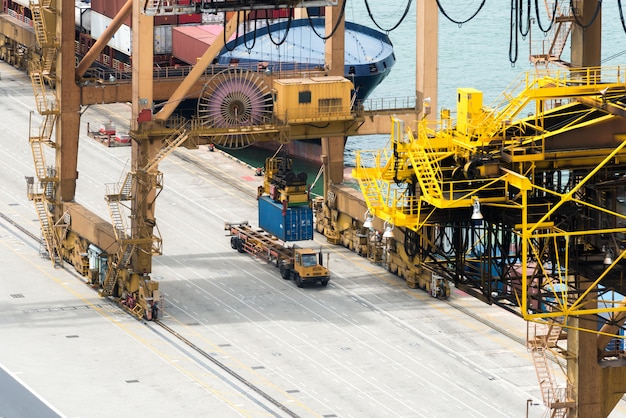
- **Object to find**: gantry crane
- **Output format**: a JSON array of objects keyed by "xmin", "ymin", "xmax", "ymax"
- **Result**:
[
  {"xmin": 23, "ymin": 0, "xmax": 349, "ymax": 319},
  {"xmin": 20, "ymin": 0, "xmax": 623, "ymax": 416},
  {"xmin": 348, "ymin": 2, "xmax": 626, "ymax": 416}
]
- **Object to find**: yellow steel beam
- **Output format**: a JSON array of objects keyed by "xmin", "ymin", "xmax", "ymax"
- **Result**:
[
  {"xmin": 524, "ymin": 83, "xmax": 626, "ymax": 99},
  {"xmin": 529, "ymin": 135, "xmax": 626, "ymax": 234}
]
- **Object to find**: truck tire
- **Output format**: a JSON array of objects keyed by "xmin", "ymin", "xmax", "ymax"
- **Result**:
[
  {"xmin": 295, "ymin": 273, "xmax": 303, "ymax": 288},
  {"xmin": 279, "ymin": 263, "xmax": 291, "ymax": 280},
  {"xmin": 230, "ymin": 236, "xmax": 238, "ymax": 250},
  {"xmin": 321, "ymin": 279, "xmax": 329, "ymax": 286}
]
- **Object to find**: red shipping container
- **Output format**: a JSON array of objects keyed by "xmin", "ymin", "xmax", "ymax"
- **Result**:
[
  {"xmin": 154, "ymin": 14, "xmax": 176, "ymax": 25},
  {"xmin": 172, "ymin": 25, "xmax": 219, "ymax": 65},
  {"xmin": 271, "ymin": 9, "xmax": 291, "ymax": 19},
  {"xmin": 91, "ymin": 0, "xmax": 132, "ymax": 27},
  {"xmin": 178, "ymin": 13, "xmax": 202, "ymax": 24}
]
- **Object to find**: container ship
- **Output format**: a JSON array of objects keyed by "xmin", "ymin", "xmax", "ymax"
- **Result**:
[
  {"xmin": 0, "ymin": 0, "xmax": 394, "ymax": 161},
  {"xmin": 0, "ymin": 0, "xmax": 394, "ymax": 108}
]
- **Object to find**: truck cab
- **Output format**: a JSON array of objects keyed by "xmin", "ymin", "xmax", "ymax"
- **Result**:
[{"xmin": 287, "ymin": 248, "xmax": 330, "ymax": 287}]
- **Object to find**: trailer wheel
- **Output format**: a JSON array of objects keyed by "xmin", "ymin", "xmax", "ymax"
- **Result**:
[
  {"xmin": 235, "ymin": 238, "xmax": 245, "ymax": 253},
  {"xmin": 295, "ymin": 273, "xmax": 303, "ymax": 288},
  {"xmin": 279, "ymin": 263, "xmax": 291, "ymax": 280},
  {"xmin": 230, "ymin": 236, "xmax": 238, "ymax": 250}
]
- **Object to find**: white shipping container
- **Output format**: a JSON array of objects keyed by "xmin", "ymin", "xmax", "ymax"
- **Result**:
[
  {"xmin": 90, "ymin": 11, "xmax": 132, "ymax": 55},
  {"xmin": 10, "ymin": 0, "xmax": 30, "ymax": 7},
  {"xmin": 75, "ymin": 5, "xmax": 91, "ymax": 32},
  {"xmin": 88, "ymin": 11, "xmax": 172, "ymax": 57},
  {"xmin": 154, "ymin": 25, "xmax": 172, "ymax": 55}
]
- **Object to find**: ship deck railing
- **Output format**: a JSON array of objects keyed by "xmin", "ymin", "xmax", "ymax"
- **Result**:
[
  {"xmin": 79, "ymin": 61, "xmax": 330, "ymax": 86},
  {"xmin": 361, "ymin": 96, "xmax": 417, "ymax": 113}
]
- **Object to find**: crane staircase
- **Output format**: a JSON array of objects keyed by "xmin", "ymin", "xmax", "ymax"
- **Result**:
[
  {"xmin": 143, "ymin": 120, "xmax": 190, "ymax": 172},
  {"xmin": 473, "ymin": 76, "xmax": 534, "ymax": 142},
  {"xmin": 29, "ymin": 0, "xmax": 57, "ymax": 113},
  {"xmin": 528, "ymin": 321, "xmax": 574, "ymax": 417},
  {"xmin": 102, "ymin": 121, "xmax": 189, "ymax": 294},
  {"xmin": 27, "ymin": 0, "xmax": 61, "ymax": 267},
  {"xmin": 101, "ymin": 172, "xmax": 136, "ymax": 296},
  {"xmin": 352, "ymin": 118, "xmax": 491, "ymax": 229},
  {"xmin": 406, "ymin": 145, "xmax": 444, "ymax": 206},
  {"xmin": 530, "ymin": 1, "xmax": 574, "ymax": 69}
]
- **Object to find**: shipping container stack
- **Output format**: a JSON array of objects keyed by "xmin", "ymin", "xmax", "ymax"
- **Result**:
[{"xmin": 83, "ymin": 2, "xmax": 324, "ymax": 70}]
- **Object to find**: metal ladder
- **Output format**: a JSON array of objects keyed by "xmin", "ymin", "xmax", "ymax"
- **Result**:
[
  {"xmin": 143, "ymin": 121, "xmax": 190, "ymax": 172},
  {"xmin": 29, "ymin": 0, "xmax": 57, "ymax": 109},
  {"xmin": 530, "ymin": 1, "xmax": 574, "ymax": 68},
  {"xmin": 528, "ymin": 322, "xmax": 571, "ymax": 417},
  {"xmin": 33, "ymin": 195, "xmax": 63, "ymax": 267},
  {"xmin": 105, "ymin": 172, "xmax": 135, "ymax": 241},
  {"xmin": 407, "ymin": 145, "xmax": 444, "ymax": 205},
  {"xmin": 101, "ymin": 244, "xmax": 136, "ymax": 296},
  {"xmin": 357, "ymin": 178, "xmax": 383, "ymax": 212},
  {"xmin": 28, "ymin": 0, "xmax": 61, "ymax": 269}
]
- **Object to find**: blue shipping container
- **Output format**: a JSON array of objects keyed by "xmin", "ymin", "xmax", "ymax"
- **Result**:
[{"xmin": 258, "ymin": 196, "xmax": 313, "ymax": 241}]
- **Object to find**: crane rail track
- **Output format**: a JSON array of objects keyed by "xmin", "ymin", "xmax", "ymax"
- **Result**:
[
  {"xmin": 0, "ymin": 209, "xmax": 300, "ymax": 417},
  {"xmin": 154, "ymin": 319, "xmax": 300, "ymax": 418},
  {"xmin": 0, "ymin": 211, "xmax": 43, "ymax": 243}
]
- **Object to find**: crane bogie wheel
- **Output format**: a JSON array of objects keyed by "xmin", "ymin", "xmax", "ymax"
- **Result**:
[
  {"xmin": 404, "ymin": 229, "xmax": 419, "ymax": 257},
  {"xmin": 197, "ymin": 68, "xmax": 273, "ymax": 149}
]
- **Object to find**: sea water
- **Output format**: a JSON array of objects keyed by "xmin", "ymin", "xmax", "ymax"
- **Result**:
[
  {"xmin": 344, "ymin": 0, "xmax": 626, "ymax": 165},
  {"xmin": 227, "ymin": 2, "xmax": 626, "ymax": 195}
]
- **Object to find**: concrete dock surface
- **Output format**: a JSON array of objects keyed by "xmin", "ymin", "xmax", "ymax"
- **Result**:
[{"xmin": 1, "ymin": 61, "xmax": 626, "ymax": 418}]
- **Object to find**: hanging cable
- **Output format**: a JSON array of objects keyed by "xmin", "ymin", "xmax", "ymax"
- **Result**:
[
  {"xmin": 308, "ymin": 0, "xmax": 347, "ymax": 40},
  {"xmin": 266, "ymin": 9, "xmax": 293, "ymax": 46},
  {"xmin": 436, "ymin": 0, "xmax": 486, "ymax": 26},
  {"xmin": 534, "ymin": 0, "xmax": 558, "ymax": 32},
  {"xmin": 223, "ymin": 11, "xmax": 241, "ymax": 52},
  {"xmin": 509, "ymin": 0, "xmax": 519, "ymax": 64},
  {"xmin": 570, "ymin": 0, "xmax": 602, "ymax": 29},
  {"xmin": 243, "ymin": 12, "xmax": 258, "ymax": 51},
  {"xmin": 363, "ymin": 0, "xmax": 413, "ymax": 32},
  {"xmin": 518, "ymin": 0, "xmax": 531, "ymax": 38},
  {"xmin": 620, "ymin": 0, "xmax": 626, "ymax": 32}
]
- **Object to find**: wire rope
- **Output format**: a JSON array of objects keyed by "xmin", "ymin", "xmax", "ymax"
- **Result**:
[
  {"xmin": 223, "ymin": 11, "xmax": 241, "ymax": 52},
  {"xmin": 307, "ymin": 0, "xmax": 347, "ymax": 40},
  {"xmin": 243, "ymin": 13, "xmax": 258, "ymax": 51},
  {"xmin": 266, "ymin": 11, "xmax": 293, "ymax": 46},
  {"xmin": 620, "ymin": 0, "xmax": 626, "ymax": 32},
  {"xmin": 510, "ymin": 0, "xmax": 519, "ymax": 64},
  {"xmin": 569, "ymin": 0, "xmax": 602, "ymax": 29},
  {"xmin": 363, "ymin": 0, "xmax": 413, "ymax": 32},
  {"xmin": 534, "ymin": 0, "xmax": 558, "ymax": 32},
  {"xmin": 518, "ymin": 0, "xmax": 531, "ymax": 38},
  {"xmin": 436, "ymin": 0, "xmax": 486, "ymax": 26},
  {"xmin": 602, "ymin": 49, "xmax": 626, "ymax": 64}
]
